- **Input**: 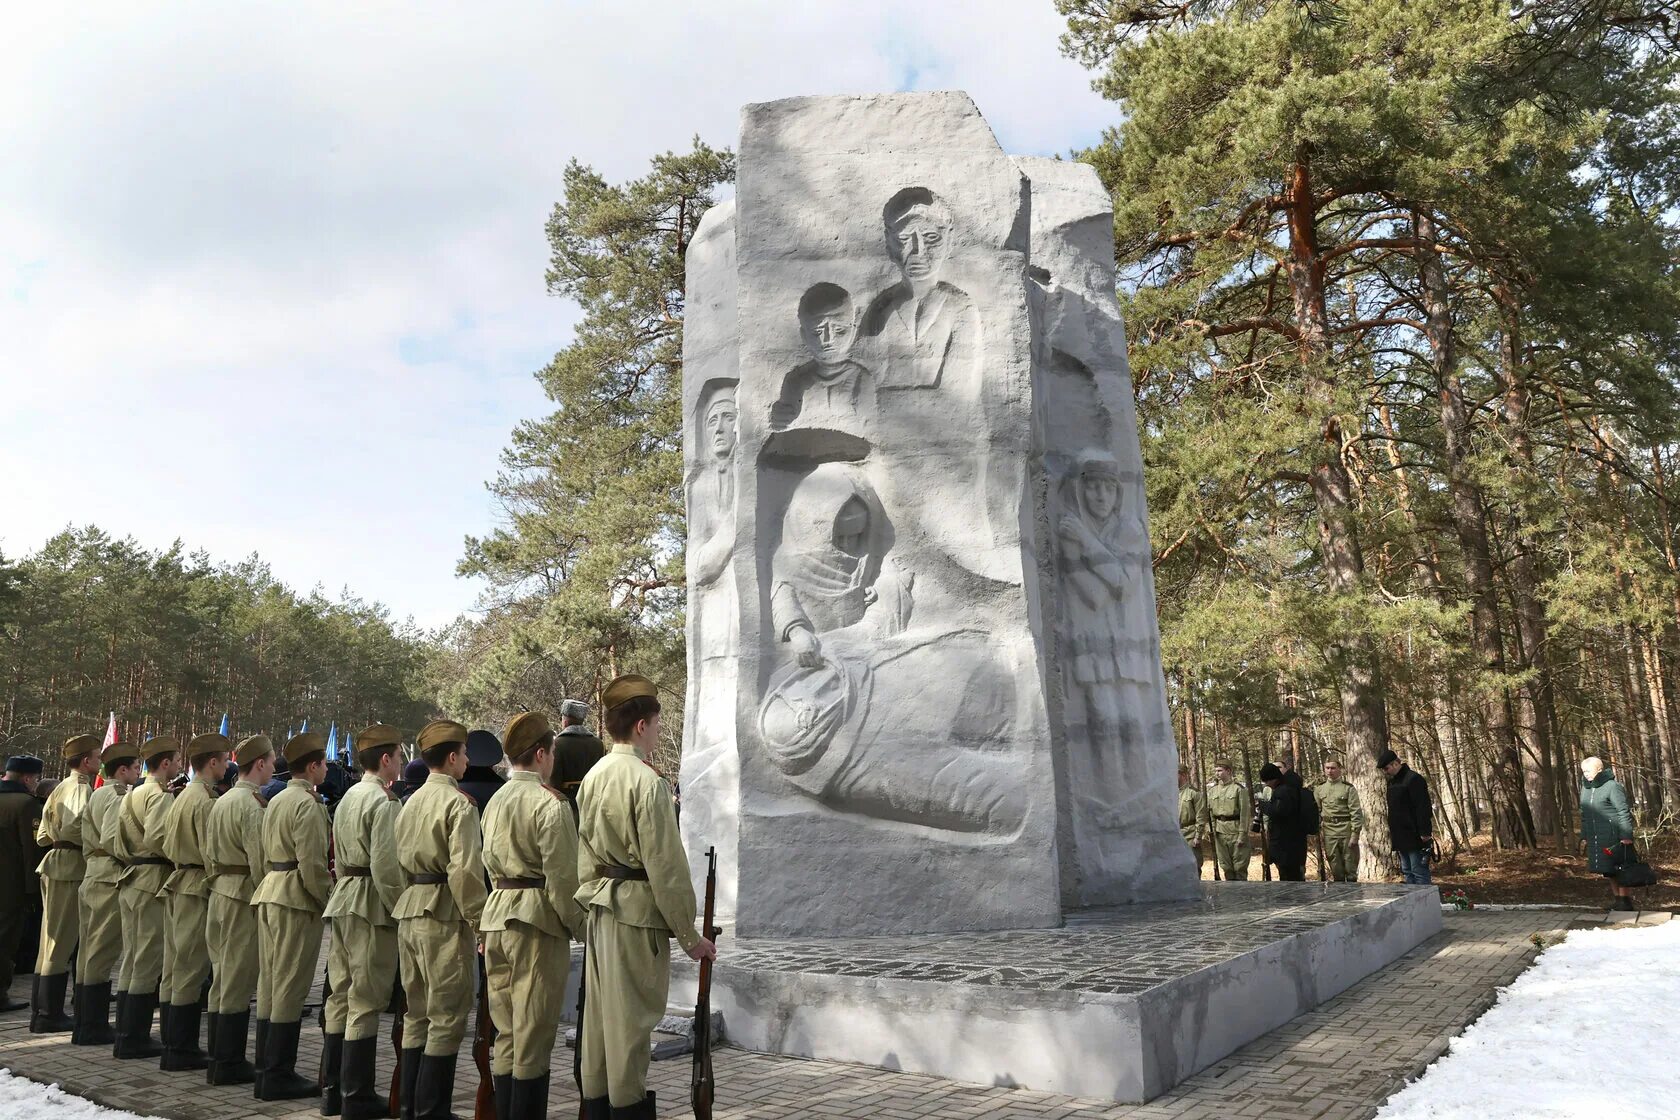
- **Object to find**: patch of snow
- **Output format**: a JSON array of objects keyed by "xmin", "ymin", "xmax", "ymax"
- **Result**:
[
  {"xmin": 1376, "ymin": 919, "xmax": 1680, "ymax": 1119},
  {"xmin": 0, "ymin": 1069, "xmax": 168, "ymax": 1120}
]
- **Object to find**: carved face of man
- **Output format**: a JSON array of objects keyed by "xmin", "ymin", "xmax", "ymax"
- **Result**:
[
  {"xmin": 706, "ymin": 395, "xmax": 738, "ymax": 460},
  {"xmin": 1081, "ymin": 472, "xmax": 1119, "ymax": 522},
  {"xmin": 889, "ymin": 208, "xmax": 951, "ymax": 287},
  {"xmin": 832, "ymin": 496, "xmax": 869, "ymax": 557},
  {"xmin": 799, "ymin": 292, "xmax": 857, "ymax": 366}
]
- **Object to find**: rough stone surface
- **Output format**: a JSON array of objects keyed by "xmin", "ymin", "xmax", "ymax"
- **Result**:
[{"xmin": 679, "ymin": 90, "xmax": 1197, "ymax": 937}]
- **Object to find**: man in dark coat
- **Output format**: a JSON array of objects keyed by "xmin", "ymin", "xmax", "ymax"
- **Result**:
[
  {"xmin": 1255, "ymin": 762, "xmax": 1308, "ymax": 881},
  {"xmin": 1379, "ymin": 749, "xmax": 1434, "ymax": 884},
  {"xmin": 0, "ymin": 756, "xmax": 46, "ymax": 1011},
  {"xmin": 551, "ymin": 700, "xmax": 605, "ymax": 815},
  {"xmin": 458, "ymin": 729, "xmax": 506, "ymax": 813}
]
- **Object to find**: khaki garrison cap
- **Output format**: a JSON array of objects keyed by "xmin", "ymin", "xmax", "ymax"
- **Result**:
[
  {"xmin": 102, "ymin": 740, "xmax": 139, "ymax": 767},
  {"xmin": 62, "ymin": 734, "xmax": 101, "ymax": 762},
  {"xmin": 284, "ymin": 731, "xmax": 327, "ymax": 769},
  {"xmin": 602, "ymin": 674, "xmax": 658, "ymax": 712},
  {"xmin": 356, "ymin": 724, "xmax": 402, "ymax": 766},
  {"xmin": 416, "ymin": 720, "xmax": 469, "ymax": 752},
  {"xmin": 142, "ymin": 736, "xmax": 181, "ymax": 765},
  {"xmin": 188, "ymin": 732, "xmax": 231, "ymax": 762},
  {"xmin": 502, "ymin": 712, "xmax": 552, "ymax": 759},
  {"xmin": 235, "ymin": 735, "xmax": 274, "ymax": 768}
]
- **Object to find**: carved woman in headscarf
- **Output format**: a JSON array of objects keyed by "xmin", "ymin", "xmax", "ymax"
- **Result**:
[{"xmin": 1058, "ymin": 449, "xmax": 1130, "ymax": 755}]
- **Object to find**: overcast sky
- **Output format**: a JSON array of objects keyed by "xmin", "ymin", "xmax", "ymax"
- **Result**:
[{"xmin": 1, "ymin": 2, "xmax": 1116, "ymax": 629}]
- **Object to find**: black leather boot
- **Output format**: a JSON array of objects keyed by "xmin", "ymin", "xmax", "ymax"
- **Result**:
[
  {"xmin": 83, "ymin": 982, "xmax": 116, "ymax": 1045},
  {"xmin": 252, "ymin": 1018, "xmax": 273, "ymax": 1097},
  {"xmin": 398, "ymin": 1046, "xmax": 423, "ymax": 1120},
  {"xmin": 113, "ymin": 989, "xmax": 162, "ymax": 1059},
  {"xmin": 580, "ymin": 1096, "xmax": 611, "ymax": 1120},
  {"xmin": 320, "ymin": 1031, "xmax": 344, "ymax": 1115},
  {"xmin": 411, "ymin": 1052, "xmax": 462, "ymax": 1120},
  {"xmin": 340, "ymin": 1036, "xmax": 392, "ymax": 1120},
  {"xmin": 256, "ymin": 1019, "xmax": 320, "ymax": 1100},
  {"xmin": 508, "ymin": 1074, "xmax": 549, "ymax": 1120},
  {"xmin": 109, "ymin": 991, "xmax": 128, "ymax": 1055},
  {"xmin": 31, "ymin": 972, "xmax": 73, "ymax": 1032},
  {"xmin": 209, "ymin": 1009, "xmax": 257, "ymax": 1085},
  {"xmin": 609, "ymin": 1091, "xmax": 656, "ymax": 1119},
  {"xmin": 161, "ymin": 1001, "xmax": 209, "ymax": 1070},
  {"xmin": 492, "ymin": 1073, "xmax": 513, "ymax": 1120}
]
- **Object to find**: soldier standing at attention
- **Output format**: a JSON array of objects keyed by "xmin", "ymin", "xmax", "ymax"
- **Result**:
[
  {"xmin": 70, "ymin": 742, "xmax": 138, "ymax": 1045},
  {"xmin": 111, "ymin": 737, "xmax": 182, "ymax": 1059},
  {"xmin": 251, "ymin": 732, "xmax": 331, "ymax": 1101},
  {"xmin": 0, "ymin": 755, "xmax": 44, "ymax": 1013},
  {"xmin": 575, "ymin": 675, "xmax": 717, "ymax": 1119},
  {"xmin": 1206, "ymin": 760, "xmax": 1251, "ymax": 882},
  {"xmin": 1313, "ymin": 758, "xmax": 1364, "ymax": 882},
  {"xmin": 392, "ymin": 720, "xmax": 487, "ymax": 1120},
  {"xmin": 481, "ymin": 711, "xmax": 586, "ymax": 1118},
  {"xmin": 157, "ymin": 733, "xmax": 229, "ymax": 1071},
  {"xmin": 204, "ymin": 734, "xmax": 276, "ymax": 1085},
  {"xmin": 1177, "ymin": 765, "xmax": 1210, "ymax": 876},
  {"xmin": 322, "ymin": 724, "xmax": 406, "ymax": 1120},
  {"xmin": 30, "ymin": 734, "xmax": 99, "ymax": 1032}
]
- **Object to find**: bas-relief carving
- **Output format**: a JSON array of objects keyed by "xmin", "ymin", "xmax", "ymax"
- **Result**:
[
  {"xmin": 860, "ymin": 188, "xmax": 979, "ymax": 392},
  {"xmin": 771, "ymin": 283, "xmax": 876, "ymax": 435}
]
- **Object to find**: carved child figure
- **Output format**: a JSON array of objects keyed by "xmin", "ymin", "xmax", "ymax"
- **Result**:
[
  {"xmin": 772, "ymin": 284, "xmax": 876, "ymax": 432},
  {"xmin": 1058, "ymin": 450, "xmax": 1131, "ymax": 763}
]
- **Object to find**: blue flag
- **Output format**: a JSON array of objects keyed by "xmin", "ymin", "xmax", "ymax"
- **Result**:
[
  {"xmin": 219, "ymin": 712, "xmax": 230, "ymax": 736},
  {"xmin": 301, "ymin": 719, "xmax": 310, "ymax": 734},
  {"xmin": 326, "ymin": 723, "xmax": 338, "ymax": 762}
]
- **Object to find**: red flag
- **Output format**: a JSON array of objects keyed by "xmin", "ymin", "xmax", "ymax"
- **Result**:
[{"xmin": 95, "ymin": 710, "xmax": 118, "ymax": 788}]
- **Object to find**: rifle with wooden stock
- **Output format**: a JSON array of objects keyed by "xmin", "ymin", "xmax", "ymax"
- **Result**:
[
  {"xmin": 691, "ymin": 846, "xmax": 721, "ymax": 1120},
  {"xmin": 573, "ymin": 941, "xmax": 587, "ymax": 1120},
  {"xmin": 472, "ymin": 952, "xmax": 495, "ymax": 1120},
  {"xmin": 387, "ymin": 984, "xmax": 405, "ymax": 1117}
]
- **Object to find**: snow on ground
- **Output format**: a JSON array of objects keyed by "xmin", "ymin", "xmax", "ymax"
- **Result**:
[
  {"xmin": 1377, "ymin": 919, "xmax": 1680, "ymax": 1119},
  {"xmin": 0, "ymin": 1070, "xmax": 167, "ymax": 1120}
]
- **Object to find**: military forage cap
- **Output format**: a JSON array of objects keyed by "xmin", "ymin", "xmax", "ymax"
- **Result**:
[
  {"xmin": 102, "ymin": 740, "xmax": 139, "ymax": 767},
  {"xmin": 142, "ymin": 736, "xmax": 182, "ymax": 765},
  {"xmin": 603, "ymin": 674, "xmax": 658, "ymax": 712},
  {"xmin": 357, "ymin": 724, "xmax": 402, "ymax": 766},
  {"xmin": 188, "ymin": 732, "xmax": 231, "ymax": 762},
  {"xmin": 234, "ymin": 734, "xmax": 274, "ymax": 768},
  {"xmin": 62, "ymin": 734, "xmax": 101, "ymax": 762},
  {"xmin": 417, "ymin": 720, "xmax": 469, "ymax": 752},
  {"xmin": 284, "ymin": 731, "xmax": 327, "ymax": 769},
  {"xmin": 503, "ymin": 711, "xmax": 552, "ymax": 759}
]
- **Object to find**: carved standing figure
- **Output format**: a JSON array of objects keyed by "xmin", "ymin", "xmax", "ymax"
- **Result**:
[
  {"xmin": 861, "ymin": 188, "xmax": 979, "ymax": 391},
  {"xmin": 772, "ymin": 283, "xmax": 875, "ymax": 432},
  {"xmin": 1058, "ymin": 450, "xmax": 1130, "ymax": 770}
]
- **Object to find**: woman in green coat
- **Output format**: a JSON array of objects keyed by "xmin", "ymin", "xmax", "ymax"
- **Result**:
[{"xmin": 1579, "ymin": 757, "xmax": 1637, "ymax": 910}]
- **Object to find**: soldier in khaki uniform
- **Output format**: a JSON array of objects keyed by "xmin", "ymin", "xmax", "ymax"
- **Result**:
[
  {"xmin": 204, "ymin": 735, "xmax": 277, "ymax": 1085},
  {"xmin": 1177, "ymin": 765, "xmax": 1210, "ymax": 875},
  {"xmin": 322, "ymin": 725, "xmax": 405, "ymax": 1120},
  {"xmin": 1206, "ymin": 759, "xmax": 1252, "ymax": 882},
  {"xmin": 70, "ymin": 741, "xmax": 140, "ymax": 1046},
  {"xmin": 156, "ymin": 733, "xmax": 229, "ymax": 1070},
  {"xmin": 393, "ymin": 720, "xmax": 486, "ymax": 1120},
  {"xmin": 1313, "ymin": 758, "xmax": 1364, "ymax": 882},
  {"xmin": 111, "ymin": 737, "xmax": 182, "ymax": 1059},
  {"xmin": 481, "ymin": 711, "xmax": 586, "ymax": 1118},
  {"xmin": 575, "ymin": 675, "xmax": 717, "ymax": 1120},
  {"xmin": 30, "ymin": 734, "xmax": 100, "ymax": 1033},
  {"xmin": 251, "ymin": 732, "xmax": 331, "ymax": 1101}
]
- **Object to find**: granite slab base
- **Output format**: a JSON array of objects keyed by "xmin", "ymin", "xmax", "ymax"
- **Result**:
[{"xmin": 676, "ymin": 882, "xmax": 1442, "ymax": 1103}]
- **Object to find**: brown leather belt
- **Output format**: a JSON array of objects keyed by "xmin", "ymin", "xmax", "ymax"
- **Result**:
[
  {"xmin": 50, "ymin": 841, "xmax": 80, "ymax": 851},
  {"xmin": 408, "ymin": 872, "xmax": 447, "ymax": 885},
  {"xmin": 1214, "ymin": 814, "xmax": 1239, "ymax": 820},
  {"xmin": 176, "ymin": 863, "xmax": 204, "ymax": 871},
  {"xmin": 596, "ymin": 864, "xmax": 648, "ymax": 881},
  {"xmin": 495, "ymin": 876, "xmax": 545, "ymax": 890},
  {"xmin": 216, "ymin": 866, "xmax": 250, "ymax": 877},
  {"xmin": 270, "ymin": 860, "xmax": 300, "ymax": 872},
  {"xmin": 131, "ymin": 856, "xmax": 173, "ymax": 867},
  {"xmin": 339, "ymin": 866, "xmax": 372, "ymax": 877}
]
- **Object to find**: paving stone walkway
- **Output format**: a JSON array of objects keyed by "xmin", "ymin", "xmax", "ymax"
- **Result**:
[{"xmin": 0, "ymin": 908, "xmax": 1657, "ymax": 1120}]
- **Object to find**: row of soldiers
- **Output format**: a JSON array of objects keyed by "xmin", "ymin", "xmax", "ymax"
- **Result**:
[
  {"xmin": 1177, "ymin": 758, "xmax": 1365, "ymax": 881},
  {"xmin": 22, "ymin": 673, "xmax": 715, "ymax": 1120}
]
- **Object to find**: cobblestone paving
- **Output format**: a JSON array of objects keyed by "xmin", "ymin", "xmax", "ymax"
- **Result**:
[{"xmin": 0, "ymin": 908, "xmax": 1643, "ymax": 1120}]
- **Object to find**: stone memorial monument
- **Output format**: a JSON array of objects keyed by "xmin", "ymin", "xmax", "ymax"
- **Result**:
[{"xmin": 674, "ymin": 91, "xmax": 1442, "ymax": 1103}]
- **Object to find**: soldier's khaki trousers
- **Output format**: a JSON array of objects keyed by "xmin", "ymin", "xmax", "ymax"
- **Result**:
[
  {"xmin": 117, "ymin": 884, "xmax": 167, "ymax": 994},
  {"xmin": 77, "ymin": 878, "xmax": 124, "ymax": 984},
  {"xmin": 207, "ymin": 892, "xmax": 260, "ymax": 1015},
  {"xmin": 163, "ymin": 891, "xmax": 210, "ymax": 1006},
  {"xmin": 35, "ymin": 875, "xmax": 81, "ymax": 977},
  {"xmin": 1323, "ymin": 830, "xmax": 1357, "ymax": 882},
  {"xmin": 326, "ymin": 915, "xmax": 398, "ymax": 1041},
  {"xmin": 484, "ymin": 924, "xmax": 569, "ymax": 1079},
  {"xmin": 256, "ymin": 905, "xmax": 322, "ymax": 1023},
  {"xmin": 581, "ymin": 908, "xmax": 669, "ymax": 1108},
  {"xmin": 1214, "ymin": 831, "xmax": 1250, "ymax": 881},
  {"xmin": 397, "ymin": 915, "xmax": 473, "ymax": 1056}
]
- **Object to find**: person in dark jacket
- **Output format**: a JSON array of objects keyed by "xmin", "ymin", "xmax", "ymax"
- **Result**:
[
  {"xmin": 458, "ymin": 728, "xmax": 506, "ymax": 813},
  {"xmin": 1579, "ymin": 756, "xmax": 1637, "ymax": 910},
  {"xmin": 0, "ymin": 756, "xmax": 45, "ymax": 1012},
  {"xmin": 1255, "ymin": 762, "xmax": 1308, "ymax": 881},
  {"xmin": 395, "ymin": 759, "xmax": 429, "ymax": 803},
  {"xmin": 551, "ymin": 699, "xmax": 605, "ymax": 814},
  {"xmin": 1379, "ymin": 749, "xmax": 1434, "ymax": 885}
]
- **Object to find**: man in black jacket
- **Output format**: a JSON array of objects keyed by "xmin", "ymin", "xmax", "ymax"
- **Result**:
[
  {"xmin": 551, "ymin": 700, "xmax": 605, "ymax": 816},
  {"xmin": 1379, "ymin": 749, "xmax": 1434, "ymax": 884},
  {"xmin": 1255, "ymin": 762, "xmax": 1309, "ymax": 881}
]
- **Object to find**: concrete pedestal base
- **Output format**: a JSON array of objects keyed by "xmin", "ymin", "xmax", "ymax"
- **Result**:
[{"xmin": 677, "ymin": 883, "xmax": 1441, "ymax": 1103}]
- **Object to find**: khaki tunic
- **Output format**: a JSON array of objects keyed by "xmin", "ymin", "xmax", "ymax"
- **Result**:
[
  {"xmin": 575, "ymin": 744, "xmax": 700, "ymax": 1108},
  {"xmin": 481, "ymin": 770, "xmax": 585, "ymax": 1079},
  {"xmin": 1178, "ymin": 786, "xmax": 1209, "ymax": 850},
  {"xmin": 250, "ymin": 778, "xmax": 329, "ymax": 1023},
  {"xmin": 1314, "ymin": 779, "xmax": 1363, "ymax": 882},
  {"xmin": 204, "ymin": 779, "xmax": 267, "ymax": 1013},
  {"xmin": 160, "ymin": 776, "xmax": 216, "ymax": 1005},
  {"xmin": 393, "ymin": 772, "xmax": 486, "ymax": 1056},
  {"xmin": 324, "ymin": 773, "xmax": 404, "ymax": 1041},
  {"xmin": 74, "ymin": 779, "xmax": 128, "ymax": 984},
  {"xmin": 34, "ymin": 770, "xmax": 92, "ymax": 977},
  {"xmin": 1206, "ymin": 780, "xmax": 1251, "ymax": 881},
  {"xmin": 111, "ymin": 772, "xmax": 173, "ymax": 995}
]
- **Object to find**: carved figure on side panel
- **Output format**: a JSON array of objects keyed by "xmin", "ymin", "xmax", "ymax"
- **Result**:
[
  {"xmin": 860, "ymin": 187, "xmax": 979, "ymax": 391},
  {"xmin": 771, "ymin": 283, "xmax": 876, "ymax": 433},
  {"xmin": 1058, "ymin": 449, "xmax": 1131, "ymax": 772}
]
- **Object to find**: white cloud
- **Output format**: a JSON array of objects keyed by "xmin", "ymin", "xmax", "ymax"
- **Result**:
[{"xmin": 0, "ymin": 0, "xmax": 1113, "ymax": 628}]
